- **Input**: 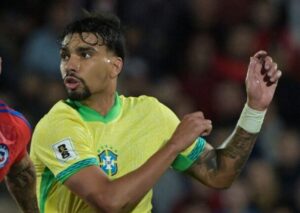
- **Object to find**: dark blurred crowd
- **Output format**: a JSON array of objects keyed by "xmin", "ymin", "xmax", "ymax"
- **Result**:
[{"xmin": 0, "ymin": 0, "xmax": 299, "ymax": 212}]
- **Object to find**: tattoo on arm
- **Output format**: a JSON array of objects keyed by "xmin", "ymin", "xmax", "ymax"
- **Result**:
[
  {"xmin": 5, "ymin": 154, "xmax": 39, "ymax": 213},
  {"xmin": 219, "ymin": 126, "xmax": 258, "ymax": 171},
  {"xmin": 189, "ymin": 126, "xmax": 258, "ymax": 187}
]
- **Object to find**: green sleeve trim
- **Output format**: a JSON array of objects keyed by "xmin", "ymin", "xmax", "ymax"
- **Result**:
[
  {"xmin": 172, "ymin": 137, "xmax": 206, "ymax": 172},
  {"xmin": 56, "ymin": 158, "xmax": 99, "ymax": 183},
  {"xmin": 39, "ymin": 168, "xmax": 56, "ymax": 213}
]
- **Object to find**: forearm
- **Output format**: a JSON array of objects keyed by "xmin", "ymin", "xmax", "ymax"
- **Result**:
[
  {"xmin": 5, "ymin": 156, "xmax": 39, "ymax": 213},
  {"xmin": 77, "ymin": 142, "xmax": 180, "ymax": 213},
  {"xmin": 67, "ymin": 111, "xmax": 213, "ymax": 212},
  {"xmin": 188, "ymin": 126, "xmax": 258, "ymax": 189},
  {"xmin": 217, "ymin": 126, "xmax": 257, "ymax": 181}
]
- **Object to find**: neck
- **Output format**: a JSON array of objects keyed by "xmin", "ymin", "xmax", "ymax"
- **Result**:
[{"xmin": 81, "ymin": 91, "xmax": 116, "ymax": 116}]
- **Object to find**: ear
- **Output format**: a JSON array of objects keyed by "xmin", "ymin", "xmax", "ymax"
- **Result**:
[{"xmin": 110, "ymin": 57, "xmax": 123, "ymax": 78}]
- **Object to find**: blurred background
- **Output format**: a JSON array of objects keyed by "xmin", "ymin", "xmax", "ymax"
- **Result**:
[{"xmin": 0, "ymin": 0, "xmax": 299, "ymax": 212}]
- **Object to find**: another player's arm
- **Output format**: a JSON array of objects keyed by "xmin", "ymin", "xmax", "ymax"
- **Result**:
[
  {"xmin": 5, "ymin": 153, "xmax": 39, "ymax": 213},
  {"xmin": 186, "ymin": 127, "xmax": 257, "ymax": 188},
  {"xmin": 65, "ymin": 112, "xmax": 212, "ymax": 213}
]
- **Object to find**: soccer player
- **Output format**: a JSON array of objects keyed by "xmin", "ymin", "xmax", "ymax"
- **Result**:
[
  {"xmin": 0, "ymin": 57, "xmax": 39, "ymax": 213},
  {"xmin": 30, "ymin": 13, "xmax": 282, "ymax": 213}
]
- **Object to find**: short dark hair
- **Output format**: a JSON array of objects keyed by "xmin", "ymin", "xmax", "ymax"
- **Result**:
[{"xmin": 60, "ymin": 12, "xmax": 126, "ymax": 60}]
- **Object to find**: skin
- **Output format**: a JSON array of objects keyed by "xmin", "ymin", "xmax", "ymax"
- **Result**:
[
  {"xmin": 60, "ymin": 33, "xmax": 122, "ymax": 115},
  {"xmin": 187, "ymin": 51, "xmax": 282, "ymax": 188},
  {"xmin": 5, "ymin": 153, "xmax": 39, "ymax": 213},
  {"xmin": 60, "ymin": 33, "xmax": 281, "ymax": 213},
  {"xmin": 0, "ymin": 57, "xmax": 39, "ymax": 213}
]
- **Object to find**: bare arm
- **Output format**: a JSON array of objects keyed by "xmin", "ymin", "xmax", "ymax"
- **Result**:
[
  {"xmin": 65, "ymin": 112, "xmax": 212, "ymax": 213},
  {"xmin": 65, "ymin": 142, "xmax": 179, "ymax": 213},
  {"xmin": 187, "ymin": 50, "xmax": 282, "ymax": 189},
  {"xmin": 5, "ymin": 152, "xmax": 39, "ymax": 213},
  {"xmin": 1, "ymin": 57, "xmax": 38, "ymax": 212},
  {"xmin": 186, "ymin": 127, "xmax": 257, "ymax": 189}
]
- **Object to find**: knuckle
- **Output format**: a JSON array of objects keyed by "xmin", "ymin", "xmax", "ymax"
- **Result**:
[{"xmin": 183, "ymin": 114, "xmax": 191, "ymax": 120}]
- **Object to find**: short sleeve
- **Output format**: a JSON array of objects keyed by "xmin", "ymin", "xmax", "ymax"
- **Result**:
[
  {"xmin": 172, "ymin": 137, "xmax": 207, "ymax": 171},
  {"xmin": 31, "ymin": 115, "xmax": 99, "ymax": 183},
  {"xmin": 0, "ymin": 110, "xmax": 31, "ymax": 164},
  {"xmin": 155, "ymin": 99, "xmax": 180, "ymax": 137},
  {"xmin": 14, "ymin": 117, "xmax": 32, "ymax": 163},
  {"xmin": 154, "ymin": 99, "xmax": 207, "ymax": 171}
]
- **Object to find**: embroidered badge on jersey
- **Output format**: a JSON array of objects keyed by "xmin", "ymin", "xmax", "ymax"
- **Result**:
[
  {"xmin": 0, "ymin": 144, "xmax": 9, "ymax": 168},
  {"xmin": 52, "ymin": 138, "xmax": 78, "ymax": 163},
  {"xmin": 98, "ymin": 146, "xmax": 118, "ymax": 176}
]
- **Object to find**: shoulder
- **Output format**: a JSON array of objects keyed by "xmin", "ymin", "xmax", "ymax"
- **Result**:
[
  {"xmin": 120, "ymin": 95, "xmax": 163, "ymax": 109},
  {"xmin": 31, "ymin": 101, "xmax": 90, "ymax": 151},
  {"xmin": 0, "ymin": 102, "xmax": 31, "ymax": 165},
  {"xmin": 0, "ymin": 101, "xmax": 31, "ymax": 142},
  {"xmin": 34, "ymin": 100, "xmax": 82, "ymax": 133},
  {"xmin": 121, "ymin": 95, "xmax": 172, "ymax": 116},
  {"xmin": 0, "ymin": 101, "xmax": 31, "ymax": 128},
  {"xmin": 120, "ymin": 94, "xmax": 178, "ymax": 122},
  {"xmin": 38, "ymin": 100, "xmax": 80, "ymax": 123},
  {"xmin": 49, "ymin": 100, "xmax": 80, "ymax": 116}
]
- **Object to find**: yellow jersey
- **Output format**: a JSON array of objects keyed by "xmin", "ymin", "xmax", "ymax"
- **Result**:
[{"xmin": 30, "ymin": 94, "xmax": 206, "ymax": 213}]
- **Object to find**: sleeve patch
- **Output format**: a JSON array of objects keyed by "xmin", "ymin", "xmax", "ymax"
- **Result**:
[
  {"xmin": 0, "ymin": 144, "xmax": 9, "ymax": 168},
  {"xmin": 52, "ymin": 138, "xmax": 78, "ymax": 163}
]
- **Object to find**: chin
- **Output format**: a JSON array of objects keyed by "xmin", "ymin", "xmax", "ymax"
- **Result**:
[{"xmin": 67, "ymin": 90, "xmax": 91, "ymax": 101}]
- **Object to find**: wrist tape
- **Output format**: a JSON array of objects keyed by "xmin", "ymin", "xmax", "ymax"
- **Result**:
[{"xmin": 237, "ymin": 104, "xmax": 267, "ymax": 133}]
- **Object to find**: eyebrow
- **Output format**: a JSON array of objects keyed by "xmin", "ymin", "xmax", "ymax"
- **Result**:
[
  {"xmin": 76, "ymin": 46, "xmax": 97, "ymax": 52},
  {"xmin": 60, "ymin": 46, "xmax": 97, "ymax": 53}
]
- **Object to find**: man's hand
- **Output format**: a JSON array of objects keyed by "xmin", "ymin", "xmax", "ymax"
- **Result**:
[
  {"xmin": 169, "ymin": 111, "xmax": 212, "ymax": 152},
  {"xmin": 246, "ymin": 50, "xmax": 282, "ymax": 111}
]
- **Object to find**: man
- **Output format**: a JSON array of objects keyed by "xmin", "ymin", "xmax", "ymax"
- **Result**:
[
  {"xmin": 30, "ymin": 13, "xmax": 282, "ymax": 213},
  {"xmin": 0, "ymin": 57, "xmax": 39, "ymax": 213}
]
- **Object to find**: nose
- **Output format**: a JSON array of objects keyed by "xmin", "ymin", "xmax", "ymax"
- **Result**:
[{"xmin": 63, "ymin": 55, "xmax": 80, "ymax": 73}]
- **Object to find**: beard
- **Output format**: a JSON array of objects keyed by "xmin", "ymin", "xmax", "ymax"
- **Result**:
[{"xmin": 66, "ymin": 80, "xmax": 92, "ymax": 101}]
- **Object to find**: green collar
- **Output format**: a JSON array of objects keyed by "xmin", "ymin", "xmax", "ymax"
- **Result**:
[{"xmin": 65, "ymin": 93, "xmax": 122, "ymax": 123}]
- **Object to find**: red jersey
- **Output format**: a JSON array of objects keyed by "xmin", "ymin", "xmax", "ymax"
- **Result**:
[{"xmin": 0, "ymin": 100, "xmax": 31, "ymax": 181}]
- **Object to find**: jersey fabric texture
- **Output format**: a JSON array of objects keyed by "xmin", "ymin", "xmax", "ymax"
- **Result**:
[
  {"xmin": 0, "ymin": 100, "xmax": 31, "ymax": 181},
  {"xmin": 30, "ymin": 94, "xmax": 206, "ymax": 213}
]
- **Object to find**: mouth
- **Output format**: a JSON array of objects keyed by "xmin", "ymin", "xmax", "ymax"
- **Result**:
[{"xmin": 64, "ymin": 76, "xmax": 81, "ymax": 90}]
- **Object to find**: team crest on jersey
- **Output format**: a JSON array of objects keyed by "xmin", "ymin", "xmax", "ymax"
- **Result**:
[
  {"xmin": 98, "ymin": 147, "xmax": 118, "ymax": 176},
  {"xmin": 0, "ymin": 144, "xmax": 9, "ymax": 168}
]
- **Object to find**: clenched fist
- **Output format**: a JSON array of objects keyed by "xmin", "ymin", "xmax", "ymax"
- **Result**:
[{"xmin": 169, "ymin": 111, "xmax": 212, "ymax": 153}]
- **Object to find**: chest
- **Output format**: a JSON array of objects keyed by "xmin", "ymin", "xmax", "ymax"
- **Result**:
[{"xmin": 86, "ymin": 117, "xmax": 169, "ymax": 178}]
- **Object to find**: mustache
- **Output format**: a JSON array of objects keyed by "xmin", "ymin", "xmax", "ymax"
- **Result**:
[{"xmin": 63, "ymin": 71, "xmax": 82, "ymax": 81}]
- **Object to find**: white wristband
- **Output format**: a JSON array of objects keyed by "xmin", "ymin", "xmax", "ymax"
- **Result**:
[{"xmin": 237, "ymin": 104, "xmax": 267, "ymax": 133}]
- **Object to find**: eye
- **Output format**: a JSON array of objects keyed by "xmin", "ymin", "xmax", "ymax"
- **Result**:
[
  {"xmin": 60, "ymin": 51, "xmax": 70, "ymax": 61},
  {"xmin": 81, "ymin": 52, "xmax": 92, "ymax": 59}
]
